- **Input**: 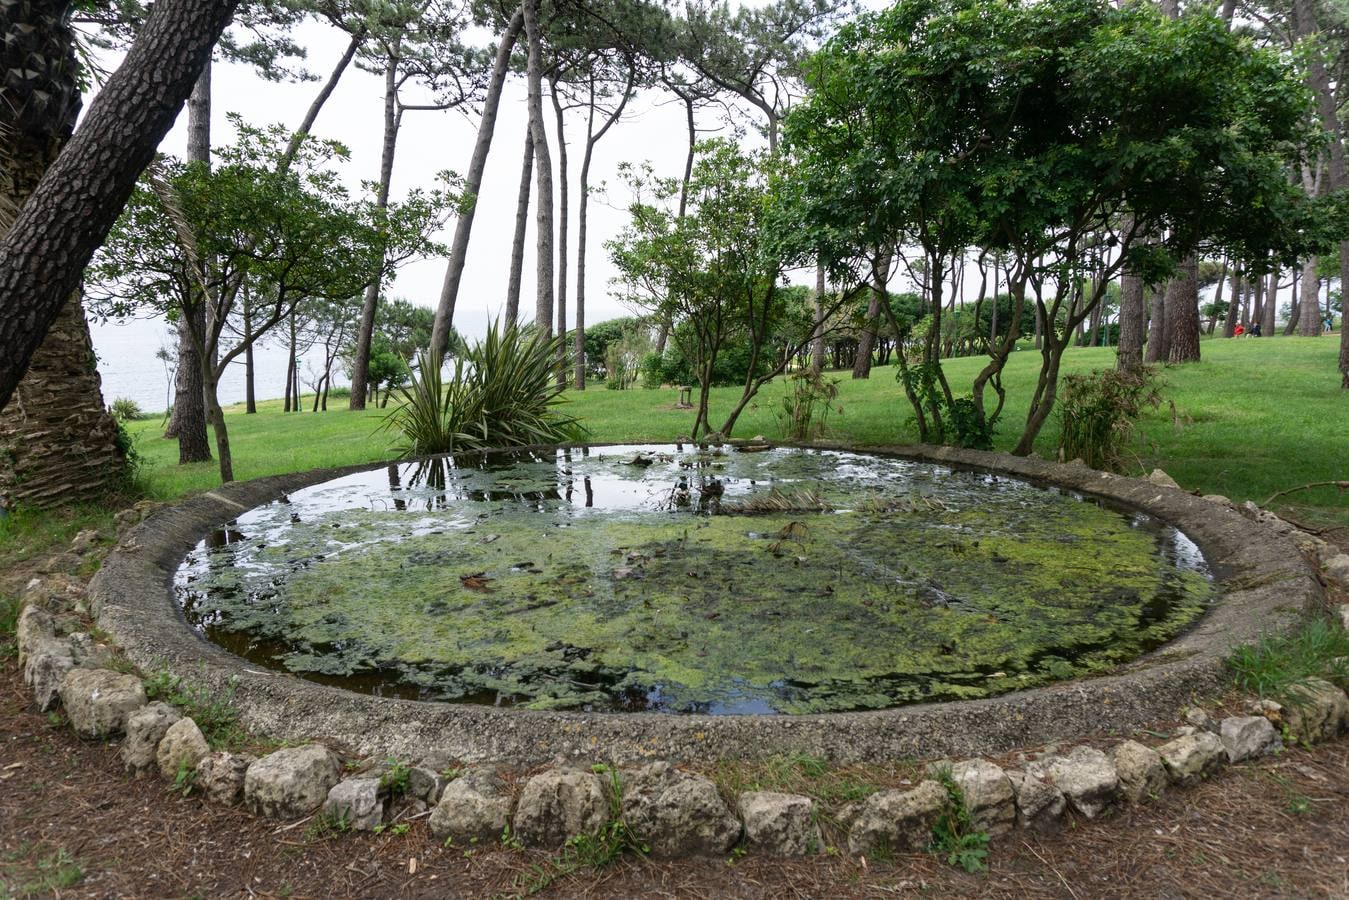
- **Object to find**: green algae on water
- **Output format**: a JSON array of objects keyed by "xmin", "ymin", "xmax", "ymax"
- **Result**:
[{"xmin": 176, "ymin": 445, "xmax": 1215, "ymax": 714}]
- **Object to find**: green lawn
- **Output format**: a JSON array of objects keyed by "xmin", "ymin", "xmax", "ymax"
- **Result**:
[{"xmin": 117, "ymin": 335, "xmax": 1348, "ymax": 531}]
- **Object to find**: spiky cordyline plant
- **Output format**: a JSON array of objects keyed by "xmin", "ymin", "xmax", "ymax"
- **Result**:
[{"xmin": 384, "ymin": 321, "xmax": 585, "ymax": 458}]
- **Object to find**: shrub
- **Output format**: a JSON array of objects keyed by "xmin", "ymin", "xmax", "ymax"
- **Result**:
[
  {"xmin": 776, "ymin": 370, "xmax": 841, "ymax": 441},
  {"xmin": 110, "ymin": 397, "xmax": 143, "ymax": 422},
  {"xmin": 384, "ymin": 321, "xmax": 586, "ymax": 457},
  {"xmin": 1056, "ymin": 367, "xmax": 1162, "ymax": 471}
]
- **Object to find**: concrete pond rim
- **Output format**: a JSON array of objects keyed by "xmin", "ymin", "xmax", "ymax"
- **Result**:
[{"xmin": 88, "ymin": 441, "xmax": 1323, "ymax": 765}]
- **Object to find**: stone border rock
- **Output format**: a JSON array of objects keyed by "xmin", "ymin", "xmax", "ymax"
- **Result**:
[{"xmin": 87, "ymin": 442, "xmax": 1325, "ymax": 765}]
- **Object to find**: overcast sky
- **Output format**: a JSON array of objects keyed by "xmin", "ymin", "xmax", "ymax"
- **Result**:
[{"xmin": 95, "ymin": 16, "xmax": 759, "ymax": 341}]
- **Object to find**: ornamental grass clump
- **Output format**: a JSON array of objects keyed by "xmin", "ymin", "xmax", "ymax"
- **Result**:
[
  {"xmin": 1055, "ymin": 367, "xmax": 1162, "ymax": 472},
  {"xmin": 385, "ymin": 321, "xmax": 585, "ymax": 457}
]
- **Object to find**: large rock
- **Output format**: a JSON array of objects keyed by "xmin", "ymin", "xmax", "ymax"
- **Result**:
[
  {"xmin": 428, "ymin": 769, "xmax": 513, "ymax": 844},
  {"xmin": 1324, "ymin": 554, "xmax": 1349, "ymax": 588},
  {"xmin": 408, "ymin": 764, "xmax": 448, "ymax": 805},
  {"xmin": 15, "ymin": 605, "xmax": 55, "ymax": 668},
  {"xmin": 1006, "ymin": 771, "xmax": 1066, "ymax": 833},
  {"xmin": 512, "ymin": 769, "xmax": 609, "ymax": 847},
  {"xmin": 847, "ymin": 780, "xmax": 948, "ymax": 856},
  {"xmin": 620, "ymin": 762, "xmax": 740, "ymax": 857},
  {"xmin": 1146, "ymin": 469, "xmax": 1181, "ymax": 490},
  {"xmin": 121, "ymin": 702, "xmax": 182, "ymax": 773},
  {"xmin": 157, "ymin": 717, "xmax": 210, "ymax": 781},
  {"xmin": 323, "ymin": 777, "xmax": 385, "ymax": 831},
  {"xmin": 1220, "ymin": 715, "xmax": 1282, "ymax": 763},
  {"xmin": 1112, "ymin": 740, "xmax": 1168, "ymax": 804},
  {"xmin": 1157, "ymin": 732, "xmax": 1226, "ymax": 786},
  {"xmin": 22, "ymin": 636, "xmax": 76, "ymax": 712},
  {"xmin": 1283, "ymin": 679, "xmax": 1349, "ymax": 744},
  {"xmin": 737, "ymin": 792, "xmax": 821, "ymax": 856},
  {"xmin": 943, "ymin": 759, "xmax": 1014, "ymax": 835},
  {"xmin": 244, "ymin": 744, "xmax": 342, "ymax": 820},
  {"xmin": 196, "ymin": 752, "xmax": 254, "ymax": 806},
  {"xmin": 57, "ymin": 668, "xmax": 146, "ymax": 738},
  {"xmin": 1030, "ymin": 746, "xmax": 1118, "ymax": 819}
]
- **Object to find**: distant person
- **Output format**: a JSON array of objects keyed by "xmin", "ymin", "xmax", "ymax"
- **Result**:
[
  {"xmin": 1326, "ymin": 315, "xmax": 1335, "ymax": 332},
  {"xmin": 1234, "ymin": 323, "xmax": 1245, "ymax": 337},
  {"xmin": 1252, "ymin": 322, "xmax": 1262, "ymax": 337}
]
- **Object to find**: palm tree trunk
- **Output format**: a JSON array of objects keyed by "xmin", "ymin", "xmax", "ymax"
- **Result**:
[{"xmin": 0, "ymin": 2, "xmax": 127, "ymax": 508}]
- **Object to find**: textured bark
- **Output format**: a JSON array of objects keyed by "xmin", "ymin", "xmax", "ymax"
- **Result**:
[
  {"xmin": 522, "ymin": 0, "xmax": 554, "ymax": 336},
  {"xmin": 1285, "ymin": 268, "xmax": 1302, "ymax": 334},
  {"xmin": 0, "ymin": 1, "xmax": 126, "ymax": 508},
  {"xmin": 1116, "ymin": 272, "xmax": 1146, "ymax": 372},
  {"xmin": 1261, "ymin": 269, "xmax": 1278, "ymax": 336},
  {"xmin": 1165, "ymin": 256, "xmax": 1201, "ymax": 363},
  {"xmin": 852, "ymin": 291, "xmax": 881, "ymax": 379},
  {"xmin": 505, "ymin": 130, "xmax": 533, "ymax": 326},
  {"xmin": 0, "ymin": 0, "xmax": 239, "ymax": 412},
  {"xmin": 1223, "ymin": 267, "xmax": 1242, "ymax": 337},
  {"xmin": 349, "ymin": 44, "xmax": 403, "ymax": 410},
  {"xmin": 1144, "ymin": 286, "xmax": 1167, "ymax": 362},
  {"xmin": 169, "ymin": 63, "xmax": 213, "ymax": 460},
  {"xmin": 1297, "ymin": 259, "xmax": 1322, "ymax": 336},
  {"xmin": 430, "ymin": 11, "xmax": 522, "ymax": 358}
]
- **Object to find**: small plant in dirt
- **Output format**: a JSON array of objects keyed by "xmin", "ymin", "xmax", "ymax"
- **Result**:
[
  {"xmin": 0, "ymin": 593, "xmax": 17, "ymax": 659},
  {"xmin": 1055, "ymin": 367, "xmax": 1162, "ymax": 472},
  {"xmin": 1227, "ymin": 616, "xmax": 1349, "ymax": 703},
  {"xmin": 305, "ymin": 812, "xmax": 351, "ymax": 840},
  {"xmin": 170, "ymin": 759, "xmax": 197, "ymax": 798},
  {"xmin": 10, "ymin": 847, "xmax": 84, "ymax": 894},
  {"xmin": 379, "ymin": 760, "xmax": 411, "ymax": 797},
  {"xmin": 930, "ymin": 769, "xmax": 990, "ymax": 874}
]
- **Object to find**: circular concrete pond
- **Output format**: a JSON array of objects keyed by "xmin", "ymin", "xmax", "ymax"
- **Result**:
[{"xmin": 90, "ymin": 443, "xmax": 1320, "ymax": 763}]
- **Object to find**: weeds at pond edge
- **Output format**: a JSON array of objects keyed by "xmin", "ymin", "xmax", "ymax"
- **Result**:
[
  {"xmin": 142, "ymin": 668, "xmax": 247, "ymax": 751},
  {"xmin": 1226, "ymin": 615, "xmax": 1349, "ymax": 704},
  {"xmin": 508, "ymin": 764, "xmax": 648, "ymax": 898},
  {"xmin": 928, "ymin": 768, "xmax": 991, "ymax": 874}
]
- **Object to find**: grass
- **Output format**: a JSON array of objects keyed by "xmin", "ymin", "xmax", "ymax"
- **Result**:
[
  {"xmin": 107, "ymin": 335, "xmax": 1347, "ymax": 531},
  {"xmin": 1226, "ymin": 617, "xmax": 1349, "ymax": 702}
]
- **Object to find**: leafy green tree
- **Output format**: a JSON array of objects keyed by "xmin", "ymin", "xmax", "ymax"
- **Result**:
[
  {"xmin": 87, "ymin": 123, "xmax": 448, "ymax": 482},
  {"xmin": 784, "ymin": 0, "xmax": 1329, "ymax": 453}
]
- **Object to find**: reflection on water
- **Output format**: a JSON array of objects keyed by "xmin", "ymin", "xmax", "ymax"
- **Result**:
[{"xmin": 176, "ymin": 445, "xmax": 1215, "ymax": 715}]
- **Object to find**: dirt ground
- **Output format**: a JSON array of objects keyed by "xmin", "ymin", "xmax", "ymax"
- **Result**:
[{"xmin": 3, "ymin": 655, "xmax": 1349, "ymax": 900}]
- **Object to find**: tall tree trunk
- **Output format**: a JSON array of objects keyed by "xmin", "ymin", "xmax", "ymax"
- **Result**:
[
  {"xmin": 522, "ymin": 0, "xmax": 554, "ymax": 336},
  {"xmin": 1250, "ymin": 267, "xmax": 1264, "ymax": 328},
  {"xmin": 1144, "ymin": 287, "xmax": 1167, "ymax": 361},
  {"xmin": 573, "ymin": 69, "xmax": 633, "ymax": 389},
  {"xmin": 0, "ymin": 0, "xmax": 240, "ymax": 411},
  {"xmin": 1165, "ymin": 256, "xmax": 1201, "ymax": 363},
  {"xmin": 243, "ymin": 288, "xmax": 256, "ymax": 413},
  {"xmin": 852, "ymin": 291, "xmax": 880, "ymax": 379},
  {"xmin": 652, "ymin": 92, "xmax": 698, "ymax": 361},
  {"xmin": 168, "ymin": 63, "xmax": 212, "ymax": 459},
  {"xmin": 283, "ymin": 29, "xmax": 364, "ymax": 167},
  {"xmin": 1223, "ymin": 266, "xmax": 1242, "ymax": 337},
  {"xmin": 550, "ymin": 79, "xmax": 569, "ymax": 384},
  {"xmin": 1116, "ymin": 271, "xmax": 1146, "ymax": 372},
  {"xmin": 1285, "ymin": 268, "xmax": 1302, "ymax": 334},
  {"xmin": 1262, "ymin": 267, "xmax": 1278, "ymax": 336},
  {"xmin": 1297, "ymin": 260, "xmax": 1322, "ymax": 336},
  {"xmin": 430, "ymin": 11, "xmax": 522, "ymax": 359},
  {"xmin": 349, "ymin": 42, "xmax": 402, "ymax": 410},
  {"xmin": 811, "ymin": 263, "xmax": 827, "ymax": 373},
  {"xmin": 505, "ymin": 130, "xmax": 532, "ymax": 326}
]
